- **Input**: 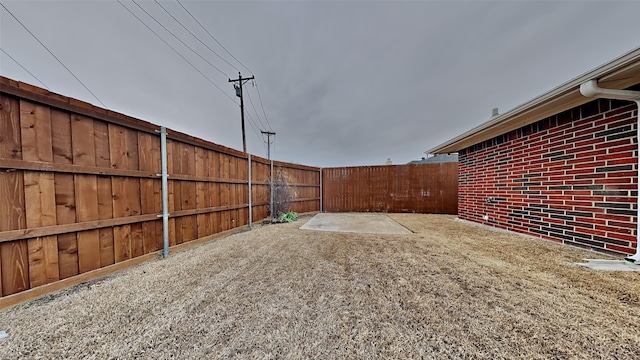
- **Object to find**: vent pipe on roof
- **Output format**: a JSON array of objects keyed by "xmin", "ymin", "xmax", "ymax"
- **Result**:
[
  {"xmin": 491, "ymin": 108, "xmax": 499, "ymax": 118},
  {"xmin": 580, "ymin": 80, "xmax": 640, "ymax": 263}
]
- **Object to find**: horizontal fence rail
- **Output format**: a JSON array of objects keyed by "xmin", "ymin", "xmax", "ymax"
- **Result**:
[
  {"xmin": 322, "ymin": 163, "xmax": 458, "ymax": 214},
  {"xmin": 0, "ymin": 76, "xmax": 320, "ymax": 304}
]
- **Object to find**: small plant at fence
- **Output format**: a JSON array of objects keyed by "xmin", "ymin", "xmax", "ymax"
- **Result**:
[{"xmin": 279, "ymin": 211, "xmax": 298, "ymax": 223}]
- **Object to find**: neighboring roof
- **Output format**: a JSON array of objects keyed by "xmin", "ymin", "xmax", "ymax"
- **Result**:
[
  {"xmin": 408, "ymin": 153, "xmax": 458, "ymax": 164},
  {"xmin": 426, "ymin": 47, "xmax": 640, "ymax": 155}
]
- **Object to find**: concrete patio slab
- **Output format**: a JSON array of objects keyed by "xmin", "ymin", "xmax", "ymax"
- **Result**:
[
  {"xmin": 300, "ymin": 213, "xmax": 412, "ymax": 235},
  {"xmin": 570, "ymin": 259, "xmax": 640, "ymax": 272}
]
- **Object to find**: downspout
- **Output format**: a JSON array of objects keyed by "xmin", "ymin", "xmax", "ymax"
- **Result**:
[
  {"xmin": 580, "ymin": 80, "xmax": 640, "ymax": 263},
  {"xmin": 159, "ymin": 126, "xmax": 170, "ymax": 258}
]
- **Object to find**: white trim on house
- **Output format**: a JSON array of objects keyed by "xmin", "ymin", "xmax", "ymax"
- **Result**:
[{"xmin": 426, "ymin": 47, "xmax": 640, "ymax": 155}]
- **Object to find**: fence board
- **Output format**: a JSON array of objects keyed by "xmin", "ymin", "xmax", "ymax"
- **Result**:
[
  {"xmin": 114, "ymin": 225, "xmax": 131, "ymax": 262},
  {"xmin": 20, "ymin": 100, "xmax": 52, "ymax": 162},
  {"xmin": 75, "ymin": 175, "xmax": 100, "ymax": 273},
  {"xmin": 77, "ymin": 230, "xmax": 100, "ymax": 273},
  {"xmin": 0, "ymin": 240, "xmax": 29, "ymax": 296},
  {"xmin": 24, "ymin": 172, "xmax": 59, "ymax": 287},
  {"xmin": 94, "ymin": 121, "xmax": 111, "ymax": 168},
  {"xmin": 139, "ymin": 132, "xmax": 156, "ymax": 169},
  {"xmin": 0, "ymin": 171, "xmax": 25, "ymax": 232},
  {"xmin": 99, "ymin": 228, "xmax": 115, "ymax": 267},
  {"xmin": 109, "ymin": 124, "xmax": 139, "ymax": 170},
  {"xmin": 131, "ymin": 223, "xmax": 144, "ymax": 258},
  {"xmin": 54, "ymin": 173, "xmax": 78, "ymax": 279},
  {"xmin": 21, "ymin": 101, "xmax": 60, "ymax": 287},
  {"xmin": 57, "ymin": 233, "xmax": 78, "ymax": 279},
  {"xmin": 97, "ymin": 176, "xmax": 114, "ymax": 266},
  {"xmin": 51, "ymin": 110, "xmax": 72, "ymax": 164},
  {"xmin": 323, "ymin": 163, "xmax": 457, "ymax": 214},
  {"xmin": 0, "ymin": 94, "xmax": 22, "ymax": 160},
  {"xmin": 71, "ymin": 114, "xmax": 96, "ymax": 166},
  {"xmin": 138, "ymin": 132, "xmax": 160, "ymax": 252},
  {"xmin": 140, "ymin": 178, "xmax": 159, "ymax": 253}
]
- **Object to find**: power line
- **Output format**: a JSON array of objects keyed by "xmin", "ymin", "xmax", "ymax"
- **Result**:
[
  {"xmin": 176, "ymin": 0, "xmax": 253, "ymax": 75},
  {"xmin": 0, "ymin": 3, "xmax": 107, "ymax": 108},
  {"xmin": 130, "ymin": 0, "xmax": 228, "ymax": 78},
  {"xmin": 244, "ymin": 88, "xmax": 267, "ymax": 131},
  {"xmin": 116, "ymin": 0, "xmax": 236, "ymax": 103},
  {"xmin": 0, "ymin": 47, "xmax": 49, "ymax": 89},
  {"xmin": 254, "ymin": 81, "xmax": 273, "ymax": 131},
  {"xmin": 153, "ymin": 0, "xmax": 239, "ymax": 73},
  {"xmin": 244, "ymin": 111, "xmax": 263, "ymax": 143}
]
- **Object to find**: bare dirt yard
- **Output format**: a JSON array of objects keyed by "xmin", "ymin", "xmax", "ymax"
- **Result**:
[{"xmin": 1, "ymin": 214, "xmax": 639, "ymax": 359}]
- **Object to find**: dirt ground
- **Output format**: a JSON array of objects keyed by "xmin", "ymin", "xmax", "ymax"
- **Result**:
[{"xmin": 0, "ymin": 214, "xmax": 639, "ymax": 359}]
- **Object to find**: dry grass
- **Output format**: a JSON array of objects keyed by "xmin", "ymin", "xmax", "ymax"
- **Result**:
[{"xmin": 0, "ymin": 214, "xmax": 639, "ymax": 359}]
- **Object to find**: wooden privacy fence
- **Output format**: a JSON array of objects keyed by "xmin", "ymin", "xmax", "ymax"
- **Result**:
[
  {"xmin": 322, "ymin": 163, "xmax": 458, "ymax": 214},
  {"xmin": 0, "ymin": 77, "xmax": 320, "ymax": 305}
]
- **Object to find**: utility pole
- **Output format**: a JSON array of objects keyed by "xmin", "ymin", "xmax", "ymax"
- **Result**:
[
  {"xmin": 229, "ymin": 72, "xmax": 254, "ymax": 153},
  {"xmin": 262, "ymin": 131, "xmax": 276, "ymax": 217}
]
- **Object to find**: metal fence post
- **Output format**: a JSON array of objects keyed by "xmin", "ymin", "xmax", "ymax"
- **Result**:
[
  {"xmin": 159, "ymin": 126, "xmax": 169, "ymax": 258},
  {"xmin": 248, "ymin": 154, "xmax": 252, "ymax": 229},
  {"xmin": 319, "ymin": 167, "xmax": 323, "ymax": 213}
]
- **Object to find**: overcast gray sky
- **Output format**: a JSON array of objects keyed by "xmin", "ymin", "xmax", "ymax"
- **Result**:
[{"xmin": 1, "ymin": 0, "xmax": 639, "ymax": 167}]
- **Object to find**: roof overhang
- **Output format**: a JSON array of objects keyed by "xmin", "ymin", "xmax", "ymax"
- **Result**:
[{"xmin": 426, "ymin": 47, "xmax": 640, "ymax": 155}]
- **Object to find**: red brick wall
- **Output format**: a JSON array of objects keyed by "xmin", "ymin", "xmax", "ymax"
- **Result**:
[{"xmin": 458, "ymin": 98, "xmax": 638, "ymax": 256}]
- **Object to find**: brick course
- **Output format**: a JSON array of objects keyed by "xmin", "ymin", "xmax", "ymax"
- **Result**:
[{"xmin": 458, "ymin": 99, "xmax": 638, "ymax": 256}]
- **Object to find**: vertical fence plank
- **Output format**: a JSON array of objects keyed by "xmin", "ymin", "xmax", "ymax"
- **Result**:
[
  {"xmin": 229, "ymin": 157, "xmax": 237, "ymax": 228},
  {"xmin": 75, "ymin": 175, "xmax": 101, "ymax": 272},
  {"xmin": 108, "ymin": 124, "xmax": 139, "ymax": 170},
  {"xmin": 112, "ymin": 178, "xmax": 132, "ymax": 261},
  {"xmin": 113, "ymin": 225, "xmax": 131, "ymax": 262},
  {"xmin": 128, "ymin": 178, "xmax": 143, "ymax": 254},
  {"xmin": 51, "ymin": 109, "xmax": 79, "ymax": 279},
  {"xmin": 0, "ymin": 172, "xmax": 25, "ymax": 232},
  {"xmin": 140, "ymin": 178, "xmax": 158, "ymax": 254},
  {"xmin": 209, "ymin": 151, "xmax": 221, "ymax": 232},
  {"xmin": 0, "ymin": 94, "xmax": 22, "ymax": 160},
  {"xmin": 110, "ymin": 124, "xmax": 143, "ymax": 260},
  {"xmin": 21, "ymin": 100, "xmax": 60, "ymax": 287},
  {"xmin": 55, "ymin": 173, "xmax": 78, "ymax": 279},
  {"xmin": 93, "ymin": 119, "xmax": 116, "ymax": 263},
  {"xmin": 0, "ymin": 95, "xmax": 25, "ymax": 295},
  {"xmin": 182, "ymin": 144, "xmax": 197, "ymax": 241},
  {"xmin": 72, "ymin": 115, "xmax": 101, "ymax": 273},
  {"xmin": 24, "ymin": 172, "xmax": 59, "ymax": 286},
  {"xmin": 51, "ymin": 109, "xmax": 73, "ymax": 164},
  {"xmin": 131, "ymin": 223, "xmax": 144, "ymax": 258},
  {"xmin": 221, "ymin": 154, "xmax": 230, "ymax": 230},
  {"xmin": 93, "ymin": 120, "xmax": 110, "ymax": 168},
  {"xmin": 0, "ymin": 171, "xmax": 28, "ymax": 296},
  {"xmin": 20, "ymin": 100, "xmax": 53, "ymax": 162},
  {"xmin": 139, "ymin": 132, "xmax": 160, "ymax": 253},
  {"xmin": 195, "ymin": 149, "xmax": 211, "ymax": 238},
  {"xmin": 97, "ymin": 176, "xmax": 115, "ymax": 266},
  {"xmin": 0, "ymin": 241, "xmax": 29, "ymax": 296}
]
